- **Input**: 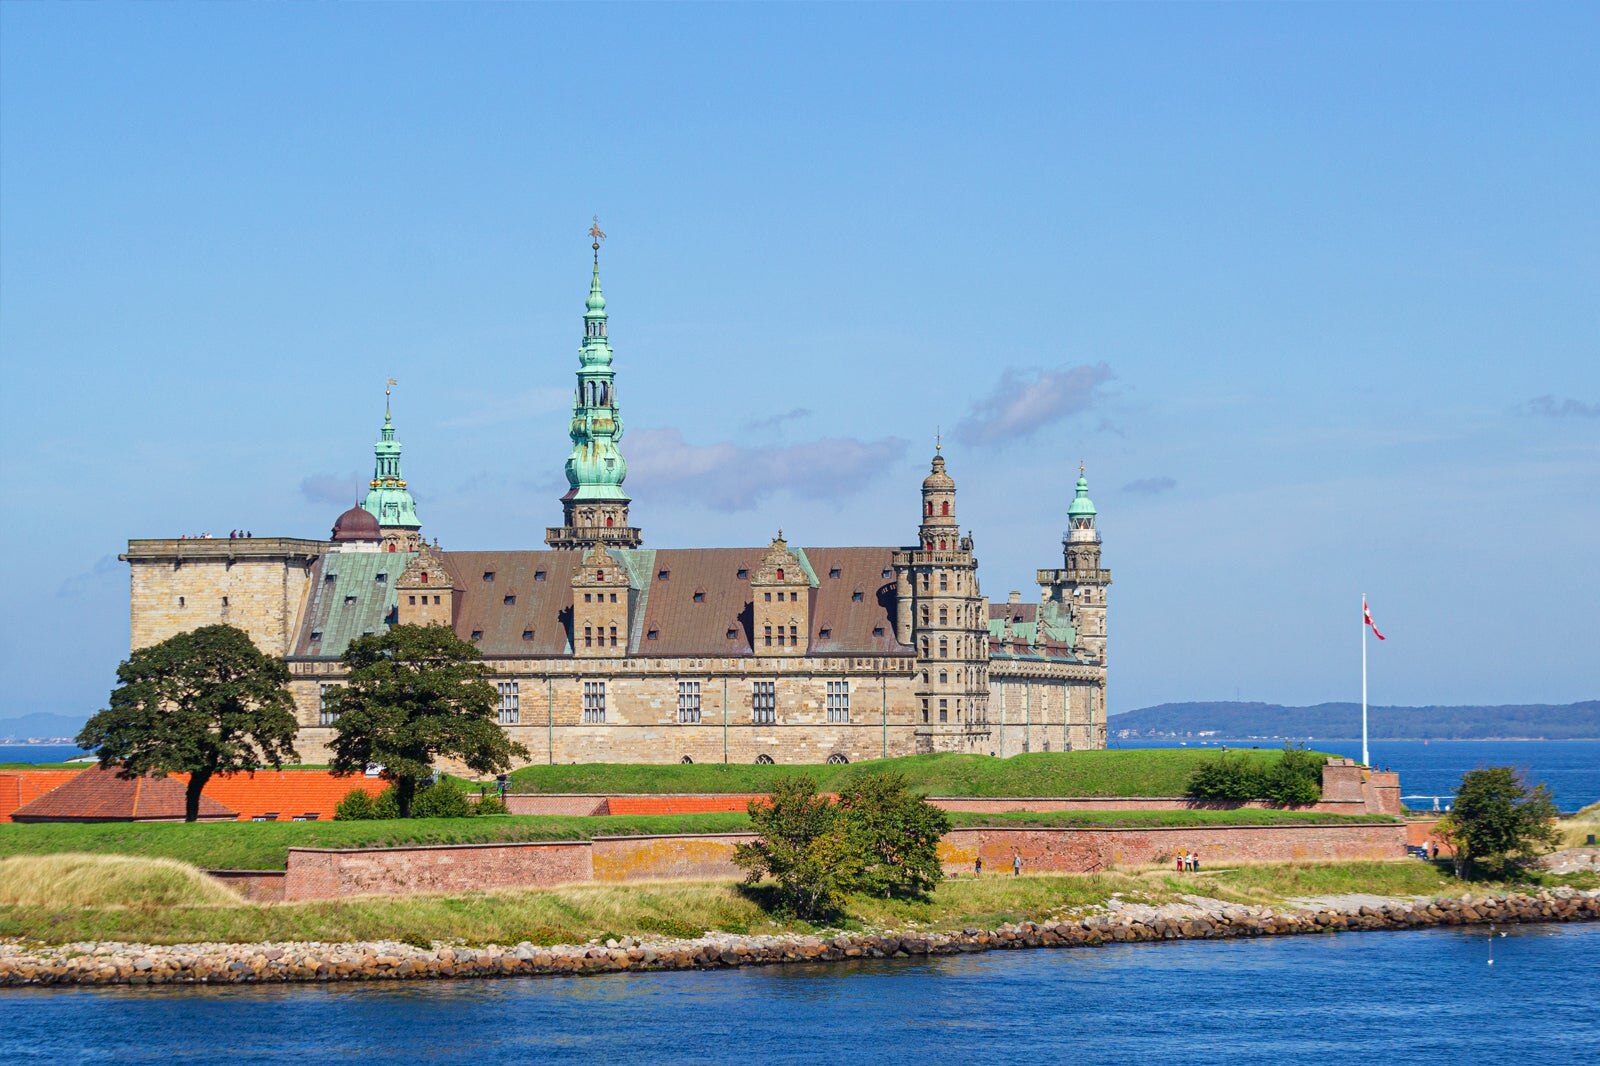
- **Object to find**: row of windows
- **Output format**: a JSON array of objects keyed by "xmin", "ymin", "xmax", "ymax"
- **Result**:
[
  {"xmin": 763, "ymin": 625, "xmax": 800, "ymax": 647},
  {"xmin": 317, "ymin": 680, "xmax": 856, "ymax": 728},
  {"xmin": 918, "ymin": 635, "xmax": 980, "ymax": 659},
  {"xmin": 583, "ymin": 626, "xmax": 620, "ymax": 648},
  {"xmin": 919, "ymin": 696, "xmax": 989, "ymax": 725},
  {"xmin": 406, "ymin": 594, "xmax": 444, "ymax": 605}
]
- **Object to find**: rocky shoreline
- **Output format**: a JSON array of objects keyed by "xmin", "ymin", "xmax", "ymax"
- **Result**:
[{"xmin": 3, "ymin": 887, "xmax": 1596, "ymax": 988}]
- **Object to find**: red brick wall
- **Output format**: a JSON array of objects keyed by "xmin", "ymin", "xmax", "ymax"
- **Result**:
[
  {"xmin": 504, "ymin": 795, "xmax": 611, "ymax": 816},
  {"xmin": 930, "ymin": 797, "xmax": 1374, "ymax": 816},
  {"xmin": 282, "ymin": 841, "xmax": 593, "ymax": 901},
  {"xmin": 592, "ymin": 833, "xmax": 755, "ymax": 882},
  {"xmin": 208, "ymin": 869, "xmax": 287, "ymax": 902},
  {"xmin": 938, "ymin": 823, "xmax": 1407, "ymax": 873}
]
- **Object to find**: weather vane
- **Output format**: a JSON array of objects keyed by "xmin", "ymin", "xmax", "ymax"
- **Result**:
[
  {"xmin": 589, "ymin": 215, "xmax": 606, "ymax": 263},
  {"xmin": 385, "ymin": 377, "xmax": 398, "ymax": 418},
  {"xmin": 935, "ymin": 426, "xmax": 942, "ymax": 453},
  {"xmin": 1079, "ymin": 459, "xmax": 1085, "ymax": 475}
]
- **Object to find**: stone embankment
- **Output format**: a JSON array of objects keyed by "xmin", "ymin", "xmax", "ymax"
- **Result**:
[{"xmin": 3, "ymin": 887, "xmax": 1595, "ymax": 987}]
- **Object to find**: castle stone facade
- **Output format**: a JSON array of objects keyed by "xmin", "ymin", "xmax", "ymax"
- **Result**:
[{"xmin": 122, "ymin": 239, "xmax": 1111, "ymax": 765}]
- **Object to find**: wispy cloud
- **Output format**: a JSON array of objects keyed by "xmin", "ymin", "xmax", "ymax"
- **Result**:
[
  {"xmin": 1122, "ymin": 476, "xmax": 1177, "ymax": 495},
  {"xmin": 952, "ymin": 364, "xmax": 1114, "ymax": 445},
  {"xmin": 440, "ymin": 387, "xmax": 571, "ymax": 429},
  {"xmin": 1519, "ymin": 395, "xmax": 1599, "ymax": 419},
  {"xmin": 627, "ymin": 428, "xmax": 909, "ymax": 511},
  {"xmin": 300, "ymin": 473, "xmax": 365, "ymax": 508},
  {"xmin": 57, "ymin": 555, "xmax": 120, "ymax": 599},
  {"xmin": 746, "ymin": 407, "xmax": 812, "ymax": 432}
]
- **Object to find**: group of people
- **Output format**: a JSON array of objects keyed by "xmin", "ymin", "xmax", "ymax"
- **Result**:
[
  {"xmin": 176, "ymin": 530, "xmax": 255, "ymax": 540},
  {"xmin": 1174, "ymin": 848, "xmax": 1202, "ymax": 872}
]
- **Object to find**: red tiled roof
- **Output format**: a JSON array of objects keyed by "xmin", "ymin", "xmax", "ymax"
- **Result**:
[
  {"xmin": 185, "ymin": 770, "xmax": 387, "ymax": 821},
  {"xmin": 0, "ymin": 770, "xmax": 84, "ymax": 822},
  {"xmin": 11, "ymin": 766, "xmax": 236, "ymax": 822}
]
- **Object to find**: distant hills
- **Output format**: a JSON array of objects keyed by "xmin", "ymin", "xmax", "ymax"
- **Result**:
[
  {"xmin": 0, "ymin": 712, "xmax": 87, "ymax": 743},
  {"xmin": 1110, "ymin": 701, "xmax": 1600, "ymax": 741}
]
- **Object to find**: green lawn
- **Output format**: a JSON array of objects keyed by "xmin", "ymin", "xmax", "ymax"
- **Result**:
[
  {"xmin": 0, "ymin": 806, "xmax": 1384, "ymax": 872},
  {"xmin": 501, "ymin": 749, "xmax": 1325, "ymax": 797}
]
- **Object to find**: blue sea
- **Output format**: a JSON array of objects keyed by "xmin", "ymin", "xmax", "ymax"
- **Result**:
[{"xmin": 3, "ymin": 922, "xmax": 1597, "ymax": 1064}]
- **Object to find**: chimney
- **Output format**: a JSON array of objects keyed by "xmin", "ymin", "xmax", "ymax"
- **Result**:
[{"xmin": 1008, "ymin": 590, "xmax": 1021, "ymax": 605}]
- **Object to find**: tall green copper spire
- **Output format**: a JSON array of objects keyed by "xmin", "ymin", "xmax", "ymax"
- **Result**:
[
  {"xmin": 362, "ymin": 379, "xmax": 423, "ymax": 550},
  {"xmin": 546, "ymin": 219, "xmax": 642, "ymax": 550}
]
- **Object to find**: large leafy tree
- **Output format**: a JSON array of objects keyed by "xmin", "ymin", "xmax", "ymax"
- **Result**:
[
  {"xmin": 1437, "ymin": 766, "xmax": 1559, "ymax": 879},
  {"xmin": 836, "ymin": 772, "xmax": 949, "ymax": 898},
  {"xmin": 327, "ymin": 624, "xmax": 528, "ymax": 817},
  {"xmin": 77, "ymin": 624, "xmax": 299, "ymax": 822}
]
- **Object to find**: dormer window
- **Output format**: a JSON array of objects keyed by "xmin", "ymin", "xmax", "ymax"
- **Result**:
[
  {"xmin": 310, "ymin": 630, "xmax": 322, "ymax": 641},
  {"xmin": 647, "ymin": 628, "xmax": 659, "ymax": 641},
  {"xmin": 344, "ymin": 595, "xmax": 357, "ymax": 606},
  {"xmin": 818, "ymin": 627, "xmax": 832, "ymax": 639},
  {"xmin": 522, "ymin": 629, "xmax": 534, "ymax": 640},
  {"xmin": 375, "ymin": 572, "xmax": 387, "ymax": 583},
  {"xmin": 852, "ymin": 591, "xmax": 864, "ymax": 603},
  {"xmin": 658, "ymin": 569, "xmax": 670, "ymax": 581},
  {"xmin": 872, "ymin": 626, "xmax": 885, "ymax": 637},
  {"xmin": 470, "ymin": 630, "xmax": 483, "ymax": 641},
  {"xmin": 737, "ymin": 568, "xmax": 749, "ymax": 579},
  {"xmin": 881, "ymin": 568, "xmax": 891, "ymax": 578},
  {"xmin": 693, "ymin": 591, "xmax": 705, "ymax": 603},
  {"xmin": 534, "ymin": 570, "xmax": 547, "ymax": 582},
  {"xmin": 504, "ymin": 595, "xmax": 515, "ymax": 606},
  {"xmin": 726, "ymin": 627, "xmax": 738, "ymax": 639},
  {"xmin": 483, "ymin": 571, "xmax": 495, "ymax": 582},
  {"xmin": 828, "ymin": 567, "xmax": 841, "ymax": 579}
]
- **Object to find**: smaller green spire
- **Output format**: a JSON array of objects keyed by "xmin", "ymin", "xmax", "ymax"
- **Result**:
[
  {"xmin": 361, "ymin": 381, "xmax": 421, "ymax": 531},
  {"xmin": 1067, "ymin": 462, "xmax": 1097, "ymax": 523}
]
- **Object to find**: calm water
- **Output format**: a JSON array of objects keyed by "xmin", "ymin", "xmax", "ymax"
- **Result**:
[
  {"xmin": 3, "ymin": 923, "xmax": 1596, "ymax": 1064},
  {"xmin": 0, "ymin": 745, "xmax": 88, "ymax": 764},
  {"xmin": 1117, "ymin": 738, "xmax": 1600, "ymax": 811}
]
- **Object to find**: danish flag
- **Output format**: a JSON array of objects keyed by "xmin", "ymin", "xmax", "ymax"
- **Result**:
[{"xmin": 1363, "ymin": 597, "xmax": 1386, "ymax": 641}]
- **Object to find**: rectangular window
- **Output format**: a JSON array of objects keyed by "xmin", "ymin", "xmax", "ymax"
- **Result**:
[
  {"xmin": 678, "ymin": 681, "xmax": 702, "ymax": 724},
  {"xmin": 497, "ymin": 680, "xmax": 520, "ymax": 725},
  {"xmin": 504, "ymin": 595, "xmax": 515, "ymax": 606},
  {"xmin": 318, "ymin": 683, "xmax": 339, "ymax": 727},
  {"xmin": 939, "ymin": 698, "xmax": 948, "ymax": 723},
  {"xmin": 828, "ymin": 567, "xmax": 841, "ymax": 579},
  {"xmin": 752, "ymin": 681, "xmax": 776, "ymax": 724},
  {"xmin": 609, "ymin": 625, "xmax": 618, "ymax": 646},
  {"xmin": 737, "ymin": 568, "xmax": 749, "ymax": 579},
  {"xmin": 764, "ymin": 591, "xmax": 772, "ymax": 602},
  {"xmin": 852, "ymin": 590, "xmax": 864, "ymax": 602},
  {"xmin": 939, "ymin": 573, "xmax": 949, "ymax": 591},
  {"xmin": 408, "ymin": 595, "xmax": 416, "ymax": 605},
  {"xmin": 789, "ymin": 625, "xmax": 798, "ymax": 645},
  {"xmin": 535, "ymin": 570, "xmax": 547, "ymax": 582},
  {"xmin": 764, "ymin": 625, "xmax": 773, "ymax": 647},
  {"xmin": 583, "ymin": 681, "xmax": 607, "ymax": 723},
  {"xmin": 826, "ymin": 680, "xmax": 850, "ymax": 723}
]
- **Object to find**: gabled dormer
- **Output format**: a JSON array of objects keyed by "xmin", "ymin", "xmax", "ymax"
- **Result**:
[
  {"xmin": 750, "ymin": 532, "xmax": 811, "ymax": 657},
  {"xmin": 572, "ymin": 543, "xmax": 629, "ymax": 658}
]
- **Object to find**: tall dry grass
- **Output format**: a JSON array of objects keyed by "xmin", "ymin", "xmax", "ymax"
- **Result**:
[{"xmin": 0, "ymin": 853, "xmax": 242, "ymax": 908}]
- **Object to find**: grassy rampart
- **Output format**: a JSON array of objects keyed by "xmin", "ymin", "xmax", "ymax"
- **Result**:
[
  {"xmin": 501, "ymin": 749, "xmax": 1327, "ymax": 797},
  {"xmin": 0, "ymin": 808, "xmax": 1384, "ymax": 871},
  {"xmin": 5, "ymin": 854, "xmax": 1584, "ymax": 949}
]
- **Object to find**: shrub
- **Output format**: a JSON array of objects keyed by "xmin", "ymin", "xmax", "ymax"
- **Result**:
[
  {"xmin": 1186, "ymin": 751, "xmax": 1261, "ymax": 800},
  {"xmin": 473, "ymin": 794, "xmax": 509, "ymax": 816},
  {"xmin": 334, "ymin": 788, "xmax": 379, "ymax": 821},
  {"xmin": 733, "ymin": 775, "xmax": 860, "ymax": 919},
  {"xmin": 836, "ymin": 772, "xmax": 949, "ymax": 899},
  {"xmin": 1439, "ymin": 766, "xmax": 1560, "ymax": 879},
  {"xmin": 1261, "ymin": 745, "xmax": 1324, "ymax": 806},
  {"xmin": 411, "ymin": 777, "xmax": 473, "ymax": 819},
  {"xmin": 374, "ymin": 785, "xmax": 401, "ymax": 819}
]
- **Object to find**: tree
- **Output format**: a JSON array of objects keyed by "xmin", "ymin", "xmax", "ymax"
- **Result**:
[
  {"xmin": 733, "ymin": 775, "xmax": 862, "ymax": 919},
  {"xmin": 76, "ymin": 624, "xmax": 299, "ymax": 822},
  {"xmin": 1440, "ymin": 766, "xmax": 1559, "ymax": 879},
  {"xmin": 835, "ymin": 772, "xmax": 949, "ymax": 898},
  {"xmin": 326, "ymin": 624, "xmax": 528, "ymax": 817}
]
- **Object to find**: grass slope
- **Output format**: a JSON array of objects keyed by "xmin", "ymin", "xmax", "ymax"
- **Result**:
[
  {"xmin": 0, "ymin": 854, "xmax": 241, "ymax": 908},
  {"xmin": 503, "ymin": 749, "xmax": 1323, "ymax": 797},
  {"xmin": 0, "ymin": 808, "xmax": 1381, "ymax": 871},
  {"xmin": 5, "ymin": 858, "xmax": 1582, "ymax": 948}
]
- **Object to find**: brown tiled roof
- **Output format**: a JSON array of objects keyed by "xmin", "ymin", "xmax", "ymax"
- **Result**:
[
  {"xmin": 990, "ymin": 602, "xmax": 1039, "ymax": 624},
  {"xmin": 11, "ymin": 766, "xmax": 237, "ymax": 822},
  {"xmin": 303, "ymin": 546, "xmax": 916, "ymax": 660}
]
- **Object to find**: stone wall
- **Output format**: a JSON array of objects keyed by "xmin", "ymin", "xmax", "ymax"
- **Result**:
[
  {"xmin": 591, "ymin": 833, "xmax": 751, "ymax": 882},
  {"xmin": 124, "ymin": 539, "xmax": 326, "ymax": 656}
]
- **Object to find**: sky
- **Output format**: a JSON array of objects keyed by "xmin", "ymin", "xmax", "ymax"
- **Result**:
[{"xmin": 1, "ymin": 3, "xmax": 1596, "ymax": 724}]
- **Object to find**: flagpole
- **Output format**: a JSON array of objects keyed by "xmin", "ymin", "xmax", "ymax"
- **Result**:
[{"xmin": 1361, "ymin": 593, "xmax": 1369, "ymax": 768}]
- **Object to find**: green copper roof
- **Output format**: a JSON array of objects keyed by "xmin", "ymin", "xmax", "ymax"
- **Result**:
[
  {"xmin": 361, "ymin": 402, "xmax": 421, "ymax": 530},
  {"xmin": 1067, "ymin": 471, "xmax": 1097, "ymax": 521},
  {"xmin": 292, "ymin": 551, "xmax": 413, "ymax": 659},
  {"xmin": 564, "ymin": 255, "xmax": 630, "ymax": 503}
]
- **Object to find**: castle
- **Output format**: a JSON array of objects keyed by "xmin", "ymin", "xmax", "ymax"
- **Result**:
[{"xmin": 121, "ymin": 237, "xmax": 1111, "ymax": 765}]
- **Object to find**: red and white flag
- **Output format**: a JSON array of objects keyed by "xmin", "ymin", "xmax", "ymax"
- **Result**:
[{"xmin": 1363, "ymin": 597, "xmax": 1386, "ymax": 641}]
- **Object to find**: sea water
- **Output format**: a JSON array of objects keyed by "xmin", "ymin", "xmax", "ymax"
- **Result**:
[{"xmin": 2, "ymin": 922, "xmax": 1596, "ymax": 1064}]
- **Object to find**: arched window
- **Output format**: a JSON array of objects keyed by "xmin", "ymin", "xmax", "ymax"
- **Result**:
[
  {"xmin": 755, "ymin": 754, "xmax": 774, "ymax": 765},
  {"xmin": 941, "ymin": 500, "xmax": 949, "ymax": 516},
  {"xmin": 605, "ymin": 515, "xmax": 614, "ymax": 527},
  {"xmin": 925, "ymin": 501, "xmax": 933, "ymax": 516},
  {"xmin": 776, "ymin": 568, "xmax": 785, "ymax": 581},
  {"xmin": 939, "ymin": 637, "xmax": 949, "ymax": 658},
  {"xmin": 939, "ymin": 607, "xmax": 948, "ymax": 625},
  {"xmin": 826, "ymin": 753, "xmax": 849, "ymax": 764},
  {"xmin": 680, "ymin": 755, "xmax": 694, "ymax": 764}
]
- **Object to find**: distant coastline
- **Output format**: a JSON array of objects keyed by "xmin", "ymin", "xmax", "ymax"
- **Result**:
[{"xmin": 1111, "ymin": 700, "xmax": 1600, "ymax": 743}]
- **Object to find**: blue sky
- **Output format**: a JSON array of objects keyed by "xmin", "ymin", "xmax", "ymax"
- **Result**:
[{"xmin": 2, "ymin": 3, "xmax": 1595, "ymax": 723}]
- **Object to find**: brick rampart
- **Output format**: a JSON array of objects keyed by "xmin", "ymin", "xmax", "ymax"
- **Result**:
[
  {"xmin": 282, "ymin": 840, "xmax": 593, "ymax": 901},
  {"xmin": 938, "ymin": 823, "xmax": 1406, "ymax": 873},
  {"xmin": 503, "ymin": 795, "xmax": 611, "ymax": 816},
  {"xmin": 592, "ymin": 833, "xmax": 754, "ymax": 882},
  {"xmin": 206, "ymin": 869, "xmax": 287, "ymax": 902},
  {"xmin": 266, "ymin": 821, "xmax": 1405, "ymax": 900}
]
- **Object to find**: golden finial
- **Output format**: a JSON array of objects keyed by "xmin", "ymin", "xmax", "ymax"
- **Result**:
[
  {"xmin": 589, "ymin": 215, "xmax": 606, "ymax": 262},
  {"xmin": 935, "ymin": 426, "xmax": 942, "ymax": 454},
  {"xmin": 385, "ymin": 377, "xmax": 398, "ymax": 419},
  {"xmin": 1079, "ymin": 459, "xmax": 1085, "ymax": 476}
]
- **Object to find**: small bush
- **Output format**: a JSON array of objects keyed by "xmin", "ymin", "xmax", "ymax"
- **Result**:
[
  {"xmin": 473, "ymin": 794, "xmax": 509, "ymax": 816},
  {"xmin": 1186, "ymin": 751, "xmax": 1261, "ymax": 800},
  {"xmin": 412, "ymin": 778, "xmax": 473, "ymax": 819},
  {"xmin": 1187, "ymin": 745, "xmax": 1324, "ymax": 806},
  {"xmin": 334, "ymin": 788, "xmax": 379, "ymax": 821},
  {"xmin": 374, "ymin": 786, "xmax": 401, "ymax": 819}
]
